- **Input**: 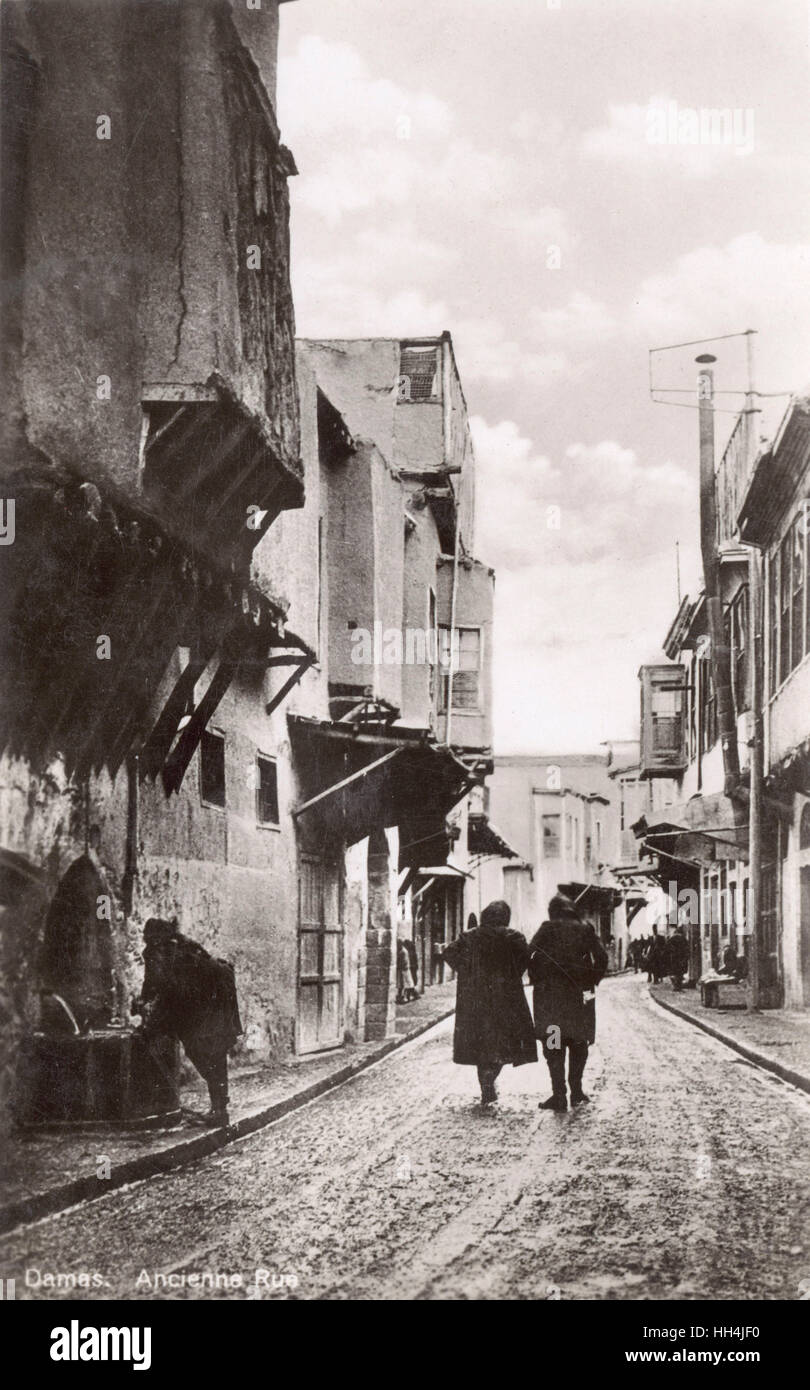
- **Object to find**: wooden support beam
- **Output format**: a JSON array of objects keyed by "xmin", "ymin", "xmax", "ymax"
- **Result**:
[
  {"xmin": 265, "ymin": 655, "xmax": 315, "ymax": 718},
  {"xmin": 292, "ymin": 747, "xmax": 402, "ymax": 820},
  {"xmin": 162, "ymin": 652, "xmax": 240, "ymax": 795},
  {"xmin": 138, "ymin": 653, "xmax": 211, "ymax": 780}
]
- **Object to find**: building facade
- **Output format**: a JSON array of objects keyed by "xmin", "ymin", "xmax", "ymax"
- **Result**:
[
  {"xmin": 636, "ymin": 392, "xmax": 810, "ymax": 1008},
  {"xmin": 0, "ymin": 2, "xmax": 501, "ymax": 1125},
  {"xmin": 488, "ymin": 754, "xmax": 627, "ymax": 962}
]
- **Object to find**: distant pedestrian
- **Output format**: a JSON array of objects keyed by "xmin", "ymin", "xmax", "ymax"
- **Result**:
[
  {"xmin": 529, "ymin": 895, "xmax": 608, "ymax": 1111},
  {"xmin": 133, "ymin": 918, "xmax": 242, "ymax": 1126},
  {"xmin": 404, "ymin": 935, "xmax": 420, "ymax": 996},
  {"xmin": 440, "ymin": 900, "xmax": 537, "ymax": 1105},
  {"xmin": 649, "ymin": 927, "xmax": 668, "ymax": 984},
  {"xmin": 396, "ymin": 937, "xmax": 418, "ymax": 1003},
  {"xmin": 666, "ymin": 925, "xmax": 689, "ymax": 991}
]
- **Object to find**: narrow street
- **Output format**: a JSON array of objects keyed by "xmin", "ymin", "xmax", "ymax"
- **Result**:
[{"xmin": 2, "ymin": 975, "xmax": 808, "ymax": 1302}]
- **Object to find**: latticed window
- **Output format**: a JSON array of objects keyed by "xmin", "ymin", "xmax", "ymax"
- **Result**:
[
  {"xmin": 771, "ymin": 507, "xmax": 809, "ymax": 691},
  {"xmin": 397, "ymin": 345, "xmax": 439, "ymax": 402},
  {"xmin": 438, "ymin": 626, "xmax": 482, "ymax": 712},
  {"xmin": 728, "ymin": 584, "xmax": 749, "ymax": 716}
]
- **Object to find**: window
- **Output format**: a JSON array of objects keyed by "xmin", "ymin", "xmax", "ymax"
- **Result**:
[
  {"xmin": 779, "ymin": 530, "xmax": 792, "ymax": 685},
  {"xmin": 428, "ymin": 587, "xmax": 438, "ymax": 704},
  {"xmin": 397, "ymin": 345, "xmax": 439, "ymax": 403},
  {"xmin": 700, "ymin": 656, "xmax": 717, "ymax": 753},
  {"xmin": 256, "ymin": 754, "xmax": 279, "ymax": 826},
  {"xmin": 769, "ymin": 551, "xmax": 779, "ymax": 696},
  {"xmin": 771, "ymin": 508, "xmax": 809, "ymax": 692},
  {"xmin": 438, "ymin": 626, "xmax": 482, "ymax": 712},
  {"xmin": 542, "ymin": 813, "xmax": 561, "ymax": 858},
  {"xmin": 728, "ymin": 585, "xmax": 749, "ymax": 716},
  {"xmin": 200, "ymin": 729, "xmax": 226, "ymax": 808},
  {"xmin": 651, "ymin": 684, "xmax": 683, "ymax": 752},
  {"xmin": 688, "ymin": 654, "xmax": 697, "ymax": 760}
]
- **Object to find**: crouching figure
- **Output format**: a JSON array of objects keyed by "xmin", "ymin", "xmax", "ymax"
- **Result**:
[{"xmin": 133, "ymin": 918, "xmax": 242, "ymax": 1126}]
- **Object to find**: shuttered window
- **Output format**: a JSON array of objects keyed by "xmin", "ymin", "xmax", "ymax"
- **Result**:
[{"xmin": 438, "ymin": 626, "xmax": 482, "ymax": 712}]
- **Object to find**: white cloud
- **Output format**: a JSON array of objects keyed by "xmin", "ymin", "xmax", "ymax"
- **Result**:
[
  {"xmin": 472, "ymin": 418, "xmax": 694, "ymax": 573},
  {"xmin": 281, "ymin": 36, "xmax": 515, "ymax": 224},
  {"xmin": 452, "ymin": 320, "xmax": 571, "ymax": 388},
  {"xmin": 631, "ymin": 233, "xmax": 810, "ymax": 398},
  {"xmin": 582, "ymin": 95, "xmax": 760, "ymax": 179},
  {"xmin": 470, "ymin": 416, "xmax": 698, "ymax": 747},
  {"xmin": 530, "ymin": 292, "xmax": 615, "ymax": 346}
]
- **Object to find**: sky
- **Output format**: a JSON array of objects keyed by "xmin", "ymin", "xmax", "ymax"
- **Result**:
[{"xmin": 276, "ymin": 0, "xmax": 810, "ymax": 753}]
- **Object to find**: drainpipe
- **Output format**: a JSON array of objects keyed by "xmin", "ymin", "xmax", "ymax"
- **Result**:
[
  {"xmin": 744, "ymin": 331, "xmax": 763, "ymax": 1009},
  {"xmin": 445, "ymin": 496, "xmax": 461, "ymax": 750},
  {"xmin": 696, "ymin": 355, "xmax": 741, "ymax": 797},
  {"xmin": 443, "ymin": 334, "xmax": 461, "ymax": 750},
  {"xmin": 748, "ymin": 546, "xmax": 764, "ymax": 1010}
]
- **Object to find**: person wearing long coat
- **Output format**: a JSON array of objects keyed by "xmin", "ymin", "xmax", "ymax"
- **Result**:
[
  {"xmin": 665, "ymin": 926, "xmax": 689, "ymax": 991},
  {"xmin": 441, "ymin": 899, "xmax": 537, "ymax": 1104},
  {"xmin": 134, "ymin": 918, "xmax": 242, "ymax": 1125},
  {"xmin": 529, "ymin": 894, "xmax": 608, "ymax": 1111}
]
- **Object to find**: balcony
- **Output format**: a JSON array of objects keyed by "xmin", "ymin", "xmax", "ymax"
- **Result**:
[{"xmin": 639, "ymin": 664, "xmax": 688, "ymax": 779}]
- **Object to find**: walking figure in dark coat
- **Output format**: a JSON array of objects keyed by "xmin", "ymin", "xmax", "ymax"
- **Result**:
[
  {"xmin": 441, "ymin": 900, "xmax": 537, "ymax": 1105},
  {"xmin": 133, "ymin": 918, "xmax": 242, "ymax": 1126},
  {"xmin": 529, "ymin": 894, "xmax": 608, "ymax": 1112},
  {"xmin": 665, "ymin": 925, "xmax": 689, "ymax": 991}
]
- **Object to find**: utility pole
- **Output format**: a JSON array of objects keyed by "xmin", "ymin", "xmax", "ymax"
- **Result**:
[
  {"xmin": 744, "ymin": 330, "xmax": 763, "ymax": 1010},
  {"xmin": 696, "ymin": 355, "xmax": 740, "ymax": 797}
]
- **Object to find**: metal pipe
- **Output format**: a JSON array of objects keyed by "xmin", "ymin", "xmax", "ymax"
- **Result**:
[
  {"xmin": 697, "ymin": 361, "xmax": 740, "ymax": 796},
  {"xmin": 745, "ymin": 330, "xmax": 763, "ymax": 1010}
]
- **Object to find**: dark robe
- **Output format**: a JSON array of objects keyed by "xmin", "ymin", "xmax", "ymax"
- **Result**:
[
  {"xmin": 442, "ymin": 923, "xmax": 537, "ymax": 1067},
  {"xmin": 666, "ymin": 932, "xmax": 689, "ymax": 975},
  {"xmin": 141, "ymin": 933, "xmax": 242, "ymax": 1079},
  {"xmin": 529, "ymin": 919, "xmax": 608, "ymax": 1045}
]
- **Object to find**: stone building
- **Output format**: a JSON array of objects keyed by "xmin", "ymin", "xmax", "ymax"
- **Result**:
[
  {"xmin": 0, "ymin": 0, "xmax": 503, "ymax": 1116},
  {"xmin": 290, "ymin": 336, "xmax": 501, "ymax": 1028},
  {"xmin": 0, "ymin": 0, "xmax": 306, "ymax": 1115},
  {"xmin": 487, "ymin": 754, "xmax": 626, "ymax": 958},
  {"xmin": 634, "ymin": 391, "xmax": 810, "ymax": 1007},
  {"xmin": 738, "ymin": 395, "xmax": 810, "ymax": 1008}
]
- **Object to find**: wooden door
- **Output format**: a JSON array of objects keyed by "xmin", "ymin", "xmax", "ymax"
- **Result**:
[{"xmin": 298, "ymin": 855, "xmax": 343, "ymax": 1053}]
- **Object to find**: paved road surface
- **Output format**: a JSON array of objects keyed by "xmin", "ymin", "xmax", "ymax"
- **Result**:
[{"xmin": 2, "ymin": 975, "xmax": 808, "ymax": 1300}]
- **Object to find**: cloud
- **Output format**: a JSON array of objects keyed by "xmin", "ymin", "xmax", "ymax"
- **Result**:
[
  {"xmin": 469, "ymin": 415, "xmax": 699, "ymax": 747},
  {"xmin": 631, "ymin": 233, "xmax": 810, "ymax": 397},
  {"xmin": 451, "ymin": 320, "xmax": 571, "ymax": 388},
  {"xmin": 472, "ymin": 418, "xmax": 694, "ymax": 573},
  {"xmin": 280, "ymin": 35, "xmax": 515, "ymax": 224},
  {"xmin": 530, "ymin": 292, "xmax": 615, "ymax": 346},
  {"xmin": 582, "ymin": 95, "xmax": 760, "ymax": 179}
]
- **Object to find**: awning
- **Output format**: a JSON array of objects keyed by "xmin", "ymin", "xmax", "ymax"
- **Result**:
[
  {"xmin": 289, "ymin": 718, "xmax": 475, "ymax": 849},
  {"xmin": 635, "ymin": 792, "xmax": 749, "ymax": 867},
  {"xmin": 558, "ymin": 881, "xmax": 623, "ymax": 912},
  {"xmin": 467, "ymin": 812, "xmax": 520, "ymax": 860}
]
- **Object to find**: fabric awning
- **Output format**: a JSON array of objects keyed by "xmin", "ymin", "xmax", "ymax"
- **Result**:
[
  {"xmin": 635, "ymin": 792, "xmax": 749, "ymax": 866},
  {"xmin": 557, "ymin": 881, "xmax": 623, "ymax": 912},
  {"xmin": 467, "ymin": 812, "xmax": 520, "ymax": 859},
  {"xmin": 289, "ymin": 718, "xmax": 475, "ymax": 849}
]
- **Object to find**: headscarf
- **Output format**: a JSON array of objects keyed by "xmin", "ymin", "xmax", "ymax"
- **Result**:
[
  {"xmin": 480, "ymin": 900, "xmax": 511, "ymax": 931},
  {"xmin": 547, "ymin": 893, "xmax": 580, "ymax": 921}
]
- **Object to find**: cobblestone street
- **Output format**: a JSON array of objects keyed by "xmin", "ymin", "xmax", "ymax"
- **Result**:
[{"xmin": 2, "ymin": 975, "xmax": 809, "ymax": 1302}]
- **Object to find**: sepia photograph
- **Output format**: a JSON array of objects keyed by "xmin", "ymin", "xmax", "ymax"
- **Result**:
[{"xmin": 0, "ymin": 0, "xmax": 808, "ymax": 1352}]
